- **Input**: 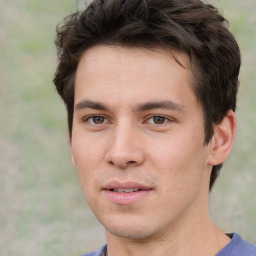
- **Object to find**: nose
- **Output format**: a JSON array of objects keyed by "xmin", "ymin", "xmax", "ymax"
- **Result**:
[{"xmin": 105, "ymin": 124, "xmax": 145, "ymax": 169}]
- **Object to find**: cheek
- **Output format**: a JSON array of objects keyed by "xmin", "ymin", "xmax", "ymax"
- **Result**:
[
  {"xmin": 70, "ymin": 139, "xmax": 101, "ymax": 192},
  {"xmin": 72, "ymin": 144, "xmax": 100, "ymax": 207},
  {"xmin": 149, "ymin": 135, "xmax": 207, "ymax": 187},
  {"xmin": 71, "ymin": 133, "xmax": 106, "ymax": 168}
]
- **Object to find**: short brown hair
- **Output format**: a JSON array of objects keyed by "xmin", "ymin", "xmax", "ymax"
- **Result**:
[{"xmin": 53, "ymin": 0, "xmax": 241, "ymax": 190}]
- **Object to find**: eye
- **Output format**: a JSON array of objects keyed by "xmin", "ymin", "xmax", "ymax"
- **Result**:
[
  {"xmin": 147, "ymin": 116, "xmax": 169, "ymax": 125},
  {"xmin": 86, "ymin": 115, "xmax": 107, "ymax": 124}
]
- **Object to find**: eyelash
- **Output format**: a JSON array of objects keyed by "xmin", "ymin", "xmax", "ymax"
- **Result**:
[
  {"xmin": 146, "ymin": 115, "xmax": 171, "ymax": 125},
  {"xmin": 84, "ymin": 115, "xmax": 109, "ymax": 125},
  {"xmin": 83, "ymin": 115, "xmax": 172, "ymax": 126}
]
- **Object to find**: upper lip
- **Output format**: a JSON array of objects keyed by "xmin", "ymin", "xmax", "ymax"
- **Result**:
[{"xmin": 103, "ymin": 181, "xmax": 152, "ymax": 190}]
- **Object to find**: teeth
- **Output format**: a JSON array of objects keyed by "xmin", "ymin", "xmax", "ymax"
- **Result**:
[{"xmin": 113, "ymin": 188, "xmax": 140, "ymax": 193}]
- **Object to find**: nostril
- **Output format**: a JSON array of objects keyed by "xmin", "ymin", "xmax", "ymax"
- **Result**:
[
  {"xmin": 107, "ymin": 160, "xmax": 137, "ymax": 169},
  {"xmin": 105, "ymin": 149, "xmax": 145, "ymax": 168},
  {"xmin": 108, "ymin": 160, "xmax": 115, "ymax": 166},
  {"xmin": 127, "ymin": 161, "xmax": 136, "ymax": 165}
]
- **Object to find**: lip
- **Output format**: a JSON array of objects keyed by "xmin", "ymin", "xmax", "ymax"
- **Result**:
[
  {"xmin": 103, "ymin": 181, "xmax": 153, "ymax": 205},
  {"xmin": 104, "ymin": 181, "xmax": 152, "ymax": 190}
]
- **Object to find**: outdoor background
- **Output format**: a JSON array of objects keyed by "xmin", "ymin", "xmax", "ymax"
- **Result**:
[{"xmin": 0, "ymin": 0, "xmax": 255, "ymax": 255}]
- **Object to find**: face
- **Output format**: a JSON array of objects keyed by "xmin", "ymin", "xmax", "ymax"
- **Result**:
[{"xmin": 71, "ymin": 45, "xmax": 214, "ymax": 241}]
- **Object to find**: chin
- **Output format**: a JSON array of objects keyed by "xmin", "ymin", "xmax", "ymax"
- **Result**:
[
  {"xmin": 104, "ymin": 219, "xmax": 160, "ymax": 241},
  {"xmin": 108, "ymin": 228, "xmax": 153, "ymax": 240}
]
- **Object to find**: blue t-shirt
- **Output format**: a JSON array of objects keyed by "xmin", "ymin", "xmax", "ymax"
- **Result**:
[
  {"xmin": 82, "ymin": 244, "xmax": 107, "ymax": 256},
  {"xmin": 216, "ymin": 233, "xmax": 256, "ymax": 256},
  {"xmin": 81, "ymin": 233, "xmax": 256, "ymax": 256}
]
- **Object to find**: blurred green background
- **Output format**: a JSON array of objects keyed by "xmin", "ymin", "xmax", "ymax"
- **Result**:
[{"xmin": 0, "ymin": 0, "xmax": 255, "ymax": 255}]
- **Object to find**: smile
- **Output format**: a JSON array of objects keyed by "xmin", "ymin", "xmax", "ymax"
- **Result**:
[
  {"xmin": 111, "ymin": 188, "xmax": 141, "ymax": 193},
  {"xmin": 103, "ymin": 181, "xmax": 153, "ymax": 205}
]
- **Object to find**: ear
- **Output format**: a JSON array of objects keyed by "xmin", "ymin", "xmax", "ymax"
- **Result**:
[
  {"xmin": 67, "ymin": 133, "xmax": 76, "ymax": 167},
  {"xmin": 207, "ymin": 110, "xmax": 237, "ymax": 166}
]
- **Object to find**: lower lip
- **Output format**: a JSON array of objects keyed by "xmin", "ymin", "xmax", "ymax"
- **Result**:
[{"xmin": 103, "ymin": 189, "xmax": 152, "ymax": 205}]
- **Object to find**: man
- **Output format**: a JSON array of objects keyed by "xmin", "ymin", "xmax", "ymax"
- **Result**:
[{"xmin": 53, "ymin": 0, "xmax": 256, "ymax": 255}]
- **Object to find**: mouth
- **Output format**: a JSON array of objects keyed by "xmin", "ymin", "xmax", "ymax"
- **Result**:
[
  {"xmin": 103, "ymin": 181, "xmax": 153, "ymax": 204},
  {"xmin": 104, "ymin": 181, "xmax": 152, "ymax": 192},
  {"xmin": 109, "ymin": 188, "xmax": 143, "ymax": 193}
]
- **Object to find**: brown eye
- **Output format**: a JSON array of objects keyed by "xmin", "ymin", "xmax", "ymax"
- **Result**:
[
  {"xmin": 87, "ymin": 116, "xmax": 106, "ymax": 124},
  {"xmin": 152, "ymin": 116, "xmax": 167, "ymax": 124}
]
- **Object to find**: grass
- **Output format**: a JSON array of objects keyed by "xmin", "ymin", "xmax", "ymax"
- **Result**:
[
  {"xmin": 0, "ymin": 0, "xmax": 255, "ymax": 255},
  {"xmin": 209, "ymin": 0, "xmax": 256, "ymax": 243}
]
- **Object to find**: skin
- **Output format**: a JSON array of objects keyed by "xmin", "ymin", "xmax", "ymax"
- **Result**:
[{"xmin": 70, "ymin": 45, "xmax": 236, "ymax": 256}]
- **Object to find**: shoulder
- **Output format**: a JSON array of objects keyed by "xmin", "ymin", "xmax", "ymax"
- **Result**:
[
  {"xmin": 217, "ymin": 233, "xmax": 256, "ymax": 256},
  {"xmin": 81, "ymin": 244, "xmax": 107, "ymax": 256}
]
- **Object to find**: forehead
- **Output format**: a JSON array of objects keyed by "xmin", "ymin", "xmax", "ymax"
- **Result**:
[
  {"xmin": 77, "ymin": 45, "xmax": 191, "ymax": 76},
  {"xmin": 75, "ymin": 45, "xmax": 198, "ymax": 109}
]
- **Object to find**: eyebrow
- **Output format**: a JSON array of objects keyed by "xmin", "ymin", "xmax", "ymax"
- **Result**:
[
  {"xmin": 75, "ymin": 100, "xmax": 108, "ymax": 111},
  {"xmin": 134, "ymin": 100, "xmax": 186, "ymax": 113},
  {"xmin": 74, "ymin": 99, "xmax": 185, "ymax": 113}
]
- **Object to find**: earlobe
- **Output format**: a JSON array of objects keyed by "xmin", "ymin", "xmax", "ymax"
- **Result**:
[{"xmin": 208, "ymin": 110, "xmax": 237, "ymax": 166}]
